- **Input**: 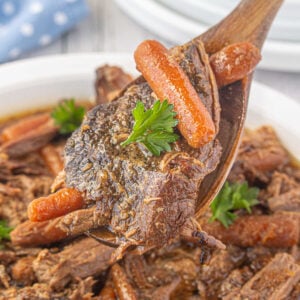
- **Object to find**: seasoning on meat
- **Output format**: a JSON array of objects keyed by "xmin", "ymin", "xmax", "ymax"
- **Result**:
[{"xmin": 62, "ymin": 40, "xmax": 222, "ymax": 257}]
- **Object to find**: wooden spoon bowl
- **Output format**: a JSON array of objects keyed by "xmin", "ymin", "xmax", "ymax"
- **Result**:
[{"xmin": 195, "ymin": 0, "xmax": 284, "ymax": 218}]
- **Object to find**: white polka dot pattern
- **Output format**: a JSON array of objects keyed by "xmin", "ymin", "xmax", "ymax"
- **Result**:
[
  {"xmin": 54, "ymin": 12, "xmax": 68, "ymax": 26},
  {"xmin": 9, "ymin": 48, "xmax": 21, "ymax": 58},
  {"xmin": 29, "ymin": 2, "xmax": 44, "ymax": 14},
  {"xmin": 39, "ymin": 34, "xmax": 52, "ymax": 46},
  {"xmin": 0, "ymin": 0, "xmax": 89, "ymax": 62},
  {"xmin": 20, "ymin": 23, "xmax": 34, "ymax": 36},
  {"xmin": 2, "ymin": 1, "xmax": 15, "ymax": 15}
]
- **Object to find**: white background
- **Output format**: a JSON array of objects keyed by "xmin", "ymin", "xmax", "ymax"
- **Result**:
[{"xmin": 18, "ymin": 0, "xmax": 300, "ymax": 102}]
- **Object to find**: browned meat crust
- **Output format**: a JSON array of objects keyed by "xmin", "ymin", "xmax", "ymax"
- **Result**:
[
  {"xmin": 64, "ymin": 41, "xmax": 221, "ymax": 251},
  {"xmin": 95, "ymin": 65, "xmax": 133, "ymax": 104}
]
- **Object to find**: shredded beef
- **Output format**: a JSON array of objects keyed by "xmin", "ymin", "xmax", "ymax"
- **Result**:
[
  {"xmin": 0, "ymin": 62, "xmax": 299, "ymax": 299},
  {"xmin": 268, "ymin": 187, "xmax": 300, "ymax": 212},
  {"xmin": 11, "ymin": 256, "xmax": 36, "ymax": 286},
  {"xmin": 237, "ymin": 253, "xmax": 300, "ymax": 300},
  {"xmin": 0, "ymin": 175, "xmax": 52, "ymax": 227},
  {"xmin": 229, "ymin": 126, "xmax": 289, "ymax": 184},
  {"xmin": 33, "ymin": 237, "xmax": 114, "ymax": 291}
]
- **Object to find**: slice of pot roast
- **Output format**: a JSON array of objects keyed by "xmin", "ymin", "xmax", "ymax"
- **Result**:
[{"xmin": 64, "ymin": 40, "xmax": 221, "ymax": 251}]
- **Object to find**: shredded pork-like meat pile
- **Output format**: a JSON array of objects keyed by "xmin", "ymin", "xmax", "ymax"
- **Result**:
[{"xmin": 0, "ymin": 66, "xmax": 300, "ymax": 299}]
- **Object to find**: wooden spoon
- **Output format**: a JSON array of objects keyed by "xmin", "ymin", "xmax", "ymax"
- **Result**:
[
  {"xmin": 195, "ymin": 0, "xmax": 284, "ymax": 218},
  {"xmin": 87, "ymin": 0, "xmax": 283, "ymax": 246},
  {"xmin": 88, "ymin": 0, "xmax": 283, "ymax": 243}
]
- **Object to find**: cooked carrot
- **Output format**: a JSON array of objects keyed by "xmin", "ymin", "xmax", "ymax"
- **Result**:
[
  {"xmin": 28, "ymin": 188, "xmax": 84, "ymax": 222},
  {"xmin": 134, "ymin": 40, "xmax": 216, "ymax": 148},
  {"xmin": 1, "ymin": 113, "xmax": 50, "ymax": 142},
  {"xmin": 40, "ymin": 144, "xmax": 64, "ymax": 176},
  {"xmin": 200, "ymin": 214, "xmax": 299, "ymax": 248},
  {"xmin": 210, "ymin": 42, "xmax": 261, "ymax": 87}
]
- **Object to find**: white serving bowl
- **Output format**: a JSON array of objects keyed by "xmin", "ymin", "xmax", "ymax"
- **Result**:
[
  {"xmin": 158, "ymin": 0, "xmax": 300, "ymax": 41},
  {"xmin": 0, "ymin": 53, "xmax": 299, "ymax": 160}
]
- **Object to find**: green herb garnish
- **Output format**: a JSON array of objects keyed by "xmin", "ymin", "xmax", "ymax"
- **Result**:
[
  {"xmin": 210, "ymin": 181, "xmax": 259, "ymax": 228},
  {"xmin": 0, "ymin": 220, "xmax": 13, "ymax": 248},
  {"xmin": 51, "ymin": 99, "xmax": 85, "ymax": 134},
  {"xmin": 121, "ymin": 100, "xmax": 179, "ymax": 156}
]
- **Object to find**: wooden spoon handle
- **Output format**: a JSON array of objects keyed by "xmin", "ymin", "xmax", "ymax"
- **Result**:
[{"xmin": 197, "ymin": 0, "xmax": 284, "ymax": 54}]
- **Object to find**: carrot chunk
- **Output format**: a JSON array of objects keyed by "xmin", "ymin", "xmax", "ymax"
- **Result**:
[
  {"xmin": 210, "ymin": 42, "xmax": 261, "ymax": 87},
  {"xmin": 200, "ymin": 214, "xmax": 298, "ymax": 248},
  {"xmin": 28, "ymin": 188, "xmax": 84, "ymax": 222},
  {"xmin": 134, "ymin": 40, "xmax": 216, "ymax": 148}
]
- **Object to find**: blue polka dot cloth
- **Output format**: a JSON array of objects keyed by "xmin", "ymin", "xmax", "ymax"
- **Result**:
[{"xmin": 0, "ymin": 0, "xmax": 89, "ymax": 63}]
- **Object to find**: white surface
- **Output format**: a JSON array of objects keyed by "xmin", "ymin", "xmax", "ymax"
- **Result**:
[
  {"xmin": 200, "ymin": 0, "xmax": 300, "ymax": 20},
  {"xmin": 3, "ymin": 0, "xmax": 300, "ymax": 103},
  {"xmin": 0, "ymin": 53, "xmax": 299, "ymax": 161},
  {"xmin": 158, "ymin": 0, "xmax": 300, "ymax": 41},
  {"xmin": 115, "ymin": 0, "xmax": 300, "ymax": 72}
]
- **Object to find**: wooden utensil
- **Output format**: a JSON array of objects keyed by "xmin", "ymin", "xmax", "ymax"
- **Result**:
[{"xmin": 194, "ymin": 0, "xmax": 284, "ymax": 218}]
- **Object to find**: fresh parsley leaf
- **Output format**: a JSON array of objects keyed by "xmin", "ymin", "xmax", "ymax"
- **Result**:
[
  {"xmin": 0, "ymin": 220, "xmax": 13, "ymax": 247},
  {"xmin": 121, "ymin": 100, "xmax": 179, "ymax": 156},
  {"xmin": 210, "ymin": 181, "xmax": 259, "ymax": 228},
  {"xmin": 51, "ymin": 99, "xmax": 85, "ymax": 134}
]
